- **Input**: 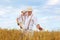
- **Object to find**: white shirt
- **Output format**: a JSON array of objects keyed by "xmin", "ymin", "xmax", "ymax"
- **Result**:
[{"xmin": 17, "ymin": 14, "xmax": 38, "ymax": 31}]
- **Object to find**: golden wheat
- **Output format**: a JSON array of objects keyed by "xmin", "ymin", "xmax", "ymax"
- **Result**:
[{"xmin": 0, "ymin": 29, "xmax": 60, "ymax": 40}]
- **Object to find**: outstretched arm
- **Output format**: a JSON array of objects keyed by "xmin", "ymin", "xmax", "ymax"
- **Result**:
[
  {"xmin": 16, "ymin": 18, "xmax": 23, "ymax": 29},
  {"xmin": 36, "ymin": 24, "xmax": 43, "ymax": 31}
]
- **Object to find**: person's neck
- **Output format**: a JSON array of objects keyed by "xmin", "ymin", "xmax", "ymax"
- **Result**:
[
  {"xmin": 27, "ymin": 14, "xmax": 32, "ymax": 17},
  {"xmin": 22, "ymin": 14, "xmax": 25, "ymax": 16},
  {"xmin": 28, "ymin": 14, "xmax": 31, "ymax": 16}
]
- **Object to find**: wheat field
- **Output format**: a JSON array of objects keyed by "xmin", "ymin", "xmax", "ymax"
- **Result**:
[{"xmin": 0, "ymin": 29, "xmax": 60, "ymax": 40}]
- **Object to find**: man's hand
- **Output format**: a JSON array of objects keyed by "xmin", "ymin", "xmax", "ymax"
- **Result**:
[
  {"xmin": 17, "ymin": 23, "xmax": 19, "ymax": 25},
  {"xmin": 36, "ymin": 24, "xmax": 43, "ymax": 31}
]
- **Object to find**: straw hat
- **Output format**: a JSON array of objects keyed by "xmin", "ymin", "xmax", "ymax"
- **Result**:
[{"xmin": 27, "ymin": 7, "xmax": 33, "ymax": 11}]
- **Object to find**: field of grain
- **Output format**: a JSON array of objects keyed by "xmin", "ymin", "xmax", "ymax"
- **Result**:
[{"xmin": 0, "ymin": 29, "xmax": 60, "ymax": 40}]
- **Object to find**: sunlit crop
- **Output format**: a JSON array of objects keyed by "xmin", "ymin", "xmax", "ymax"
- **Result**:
[{"xmin": 0, "ymin": 29, "xmax": 60, "ymax": 40}]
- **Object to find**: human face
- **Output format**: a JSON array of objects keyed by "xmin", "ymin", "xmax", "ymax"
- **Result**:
[
  {"xmin": 27, "ymin": 11, "xmax": 32, "ymax": 16},
  {"xmin": 21, "ymin": 11, "xmax": 27, "ymax": 16}
]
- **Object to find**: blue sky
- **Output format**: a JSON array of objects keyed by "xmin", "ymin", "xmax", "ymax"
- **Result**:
[{"xmin": 0, "ymin": 0, "xmax": 60, "ymax": 31}]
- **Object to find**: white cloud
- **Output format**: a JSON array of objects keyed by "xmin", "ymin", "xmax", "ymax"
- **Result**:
[
  {"xmin": 43, "ymin": 0, "xmax": 59, "ymax": 8},
  {"xmin": 0, "ymin": 6, "xmax": 11, "ymax": 15},
  {"xmin": 0, "ymin": 11, "xmax": 5, "ymax": 15},
  {"xmin": 54, "ymin": 9, "xmax": 60, "ymax": 14},
  {"xmin": 47, "ymin": 0, "xmax": 59, "ymax": 5},
  {"xmin": 0, "ymin": 6, "xmax": 20, "ymax": 16},
  {"xmin": 39, "ymin": 16, "xmax": 60, "ymax": 24},
  {"xmin": 40, "ymin": 16, "xmax": 60, "ymax": 22}
]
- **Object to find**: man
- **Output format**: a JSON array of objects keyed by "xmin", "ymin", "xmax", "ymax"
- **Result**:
[
  {"xmin": 25, "ymin": 7, "xmax": 43, "ymax": 31},
  {"xmin": 16, "ymin": 10, "xmax": 27, "ymax": 29}
]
